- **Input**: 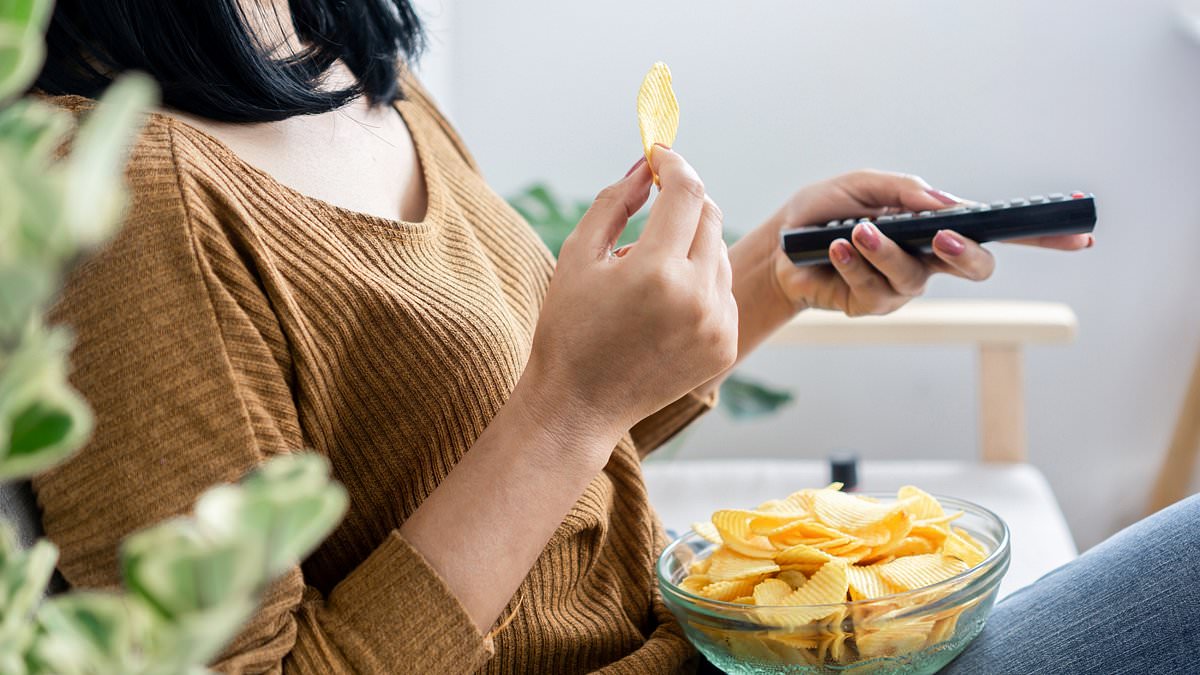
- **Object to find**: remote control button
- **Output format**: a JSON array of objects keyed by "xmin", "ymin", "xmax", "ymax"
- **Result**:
[
  {"xmin": 939, "ymin": 206, "xmax": 968, "ymax": 215},
  {"xmin": 970, "ymin": 203, "xmax": 991, "ymax": 211},
  {"xmin": 1048, "ymin": 193, "xmax": 1065, "ymax": 201},
  {"xmin": 1009, "ymin": 198, "xmax": 1029, "ymax": 206},
  {"xmin": 1030, "ymin": 195, "xmax": 1047, "ymax": 204},
  {"xmin": 990, "ymin": 200, "xmax": 1007, "ymax": 209},
  {"xmin": 876, "ymin": 215, "xmax": 895, "ymax": 224},
  {"xmin": 1071, "ymin": 191, "xmax": 1086, "ymax": 199},
  {"xmin": 917, "ymin": 210, "xmax": 934, "ymax": 218},
  {"xmin": 842, "ymin": 218, "xmax": 857, "ymax": 227},
  {"xmin": 894, "ymin": 212, "xmax": 913, "ymax": 220},
  {"xmin": 825, "ymin": 219, "xmax": 840, "ymax": 228}
]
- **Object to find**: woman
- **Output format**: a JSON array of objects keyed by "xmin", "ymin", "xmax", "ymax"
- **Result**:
[{"xmin": 32, "ymin": 2, "xmax": 1162, "ymax": 674}]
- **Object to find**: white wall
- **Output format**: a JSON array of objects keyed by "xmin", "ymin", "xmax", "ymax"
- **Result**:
[{"xmin": 416, "ymin": 0, "xmax": 1200, "ymax": 549}]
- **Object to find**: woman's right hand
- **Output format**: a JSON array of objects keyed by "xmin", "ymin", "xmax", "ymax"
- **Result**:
[{"xmin": 516, "ymin": 147, "xmax": 738, "ymax": 453}]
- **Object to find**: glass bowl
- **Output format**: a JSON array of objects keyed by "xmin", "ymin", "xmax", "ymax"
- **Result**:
[{"xmin": 657, "ymin": 494, "xmax": 1010, "ymax": 674}]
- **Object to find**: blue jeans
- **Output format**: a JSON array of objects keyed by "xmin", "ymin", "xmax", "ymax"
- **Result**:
[{"xmin": 943, "ymin": 493, "xmax": 1200, "ymax": 674}]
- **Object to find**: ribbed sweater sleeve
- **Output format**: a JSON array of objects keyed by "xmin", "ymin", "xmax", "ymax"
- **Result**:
[
  {"xmin": 33, "ymin": 120, "xmax": 494, "ymax": 674},
  {"xmin": 630, "ymin": 390, "xmax": 718, "ymax": 459}
]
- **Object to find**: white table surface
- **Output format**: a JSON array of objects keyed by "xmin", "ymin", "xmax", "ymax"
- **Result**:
[{"xmin": 642, "ymin": 459, "xmax": 1077, "ymax": 600}]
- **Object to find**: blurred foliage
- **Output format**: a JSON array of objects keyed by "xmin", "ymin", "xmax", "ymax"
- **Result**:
[
  {"xmin": 2, "ymin": 454, "xmax": 348, "ymax": 675},
  {"xmin": 508, "ymin": 182, "xmax": 794, "ymax": 421},
  {"xmin": 0, "ymin": 2, "xmax": 348, "ymax": 673}
]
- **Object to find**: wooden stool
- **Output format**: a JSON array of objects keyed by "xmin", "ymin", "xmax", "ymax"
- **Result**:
[{"xmin": 1146, "ymin": 348, "xmax": 1200, "ymax": 515}]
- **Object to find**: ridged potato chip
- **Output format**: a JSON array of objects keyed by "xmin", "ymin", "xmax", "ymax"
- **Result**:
[
  {"xmin": 897, "ymin": 485, "xmax": 944, "ymax": 521},
  {"xmin": 846, "ymin": 565, "xmax": 899, "ymax": 601},
  {"xmin": 856, "ymin": 622, "xmax": 936, "ymax": 659},
  {"xmin": 699, "ymin": 577, "xmax": 761, "ymax": 601},
  {"xmin": 692, "ymin": 520, "xmax": 723, "ymax": 546},
  {"xmin": 813, "ymin": 490, "xmax": 900, "ymax": 534},
  {"xmin": 875, "ymin": 554, "xmax": 968, "ymax": 592},
  {"xmin": 776, "ymin": 569, "xmax": 809, "ymax": 589},
  {"xmin": 753, "ymin": 578, "xmax": 794, "ymax": 606},
  {"xmin": 712, "ymin": 510, "xmax": 777, "ymax": 559},
  {"xmin": 636, "ymin": 61, "xmax": 679, "ymax": 185},
  {"xmin": 775, "ymin": 543, "xmax": 835, "ymax": 566},
  {"xmin": 779, "ymin": 560, "xmax": 849, "ymax": 623},
  {"xmin": 944, "ymin": 526, "xmax": 987, "ymax": 567},
  {"xmin": 708, "ymin": 547, "xmax": 781, "ymax": 581}
]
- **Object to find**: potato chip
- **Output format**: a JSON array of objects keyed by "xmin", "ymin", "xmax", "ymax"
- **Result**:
[
  {"xmin": 944, "ymin": 526, "xmax": 987, "ymax": 567},
  {"xmin": 776, "ymin": 569, "xmax": 809, "ymax": 589},
  {"xmin": 846, "ymin": 565, "xmax": 899, "ymax": 601},
  {"xmin": 679, "ymin": 574, "xmax": 711, "ymax": 593},
  {"xmin": 927, "ymin": 613, "xmax": 960, "ymax": 646},
  {"xmin": 775, "ymin": 543, "xmax": 835, "ymax": 566},
  {"xmin": 812, "ymin": 490, "xmax": 901, "ymax": 534},
  {"xmin": 856, "ymin": 623, "xmax": 935, "ymax": 659},
  {"xmin": 909, "ymin": 524, "xmax": 950, "ymax": 546},
  {"xmin": 766, "ymin": 631, "xmax": 824, "ymax": 650},
  {"xmin": 727, "ymin": 633, "xmax": 785, "ymax": 664},
  {"xmin": 692, "ymin": 520, "xmax": 723, "ymax": 546},
  {"xmin": 914, "ymin": 510, "xmax": 964, "ymax": 527},
  {"xmin": 753, "ymin": 578, "xmax": 794, "ymax": 606},
  {"xmin": 711, "ymin": 510, "xmax": 777, "ymax": 559},
  {"xmin": 897, "ymin": 485, "xmax": 944, "ymax": 521},
  {"xmin": 699, "ymin": 577, "xmax": 761, "ymax": 601},
  {"xmin": 687, "ymin": 556, "xmax": 712, "ymax": 576},
  {"xmin": 636, "ymin": 61, "xmax": 679, "ymax": 185},
  {"xmin": 869, "ymin": 535, "xmax": 938, "ymax": 563},
  {"xmin": 777, "ymin": 560, "xmax": 849, "ymax": 624},
  {"xmin": 875, "ymin": 554, "xmax": 968, "ymax": 592},
  {"xmin": 708, "ymin": 547, "xmax": 781, "ymax": 581}
]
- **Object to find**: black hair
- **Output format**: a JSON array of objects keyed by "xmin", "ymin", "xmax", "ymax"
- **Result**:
[{"xmin": 36, "ymin": 1, "xmax": 425, "ymax": 123}]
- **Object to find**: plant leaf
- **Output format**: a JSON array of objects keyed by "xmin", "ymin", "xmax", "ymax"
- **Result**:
[
  {"xmin": 0, "ymin": 0, "xmax": 53, "ymax": 102},
  {"xmin": 0, "ymin": 326, "xmax": 94, "ymax": 480},
  {"xmin": 719, "ymin": 373, "xmax": 794, "ymax": 420},
  {"xmin": 60, "ymin": 73, "xmax": 158, "ymax": 250}
]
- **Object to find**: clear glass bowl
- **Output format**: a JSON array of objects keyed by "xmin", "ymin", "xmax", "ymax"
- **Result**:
[{"xmin": 657, "ymin": 494, "xmax": 1010, "ymax": 674}]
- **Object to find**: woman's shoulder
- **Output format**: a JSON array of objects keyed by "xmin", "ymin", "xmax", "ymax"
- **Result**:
[{"xmin": 41, "ymin": 92, "xmax": 247, "ymax": 233}]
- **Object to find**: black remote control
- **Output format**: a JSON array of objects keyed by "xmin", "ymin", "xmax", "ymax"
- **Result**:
[{"xmin": 781, "ymin": 192, "xmax": 1097, "ymax": 266}]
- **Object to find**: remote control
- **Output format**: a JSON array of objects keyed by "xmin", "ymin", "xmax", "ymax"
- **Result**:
[{"xmin": 781, "ymin": 192, "xmax": 1097, "ymax": 266}]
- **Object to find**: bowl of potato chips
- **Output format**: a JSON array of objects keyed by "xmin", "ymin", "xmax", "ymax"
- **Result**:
[{"xmin": 657, "ymin": 485, "xmax": 1010, "ymax": 674}]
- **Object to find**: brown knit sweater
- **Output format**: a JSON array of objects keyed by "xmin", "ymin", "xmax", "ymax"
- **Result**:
[{"xmin": 33, "ymin": 79, "xmax": 713, "ymax": 674}]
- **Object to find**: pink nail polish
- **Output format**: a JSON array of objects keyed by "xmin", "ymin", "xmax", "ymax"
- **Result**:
[
  {"xmin": 934, "ymin": 230, "xmax": 965, "ymax": 256},
  {"xmin": 926, "ymin": 189, "xmax": 961, "ymax": 205},
  {"xmin": 624, "ymin": 157, "xmax": 646, "ymax": 178},
  {"xmin": 832, "ymin": 240, "xmax": 853, "ymax": 264},
  {"xmin": 856, "ymin": 222, "xmax": 881, "ymax": 252}
]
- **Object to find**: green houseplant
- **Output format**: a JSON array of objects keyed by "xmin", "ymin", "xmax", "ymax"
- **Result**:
[{"xmin": 0, "ymin": 2, "xmax": 347, "ymax": 672}]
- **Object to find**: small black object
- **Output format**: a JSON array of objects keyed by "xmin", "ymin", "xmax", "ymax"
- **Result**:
[
  {"xmin": 781, "ymin": 193, "xmax": 1097, "ymax": 266},
  {"xmin": 829, "ymin": 452, "xmax": 859, "ymax": 492}
]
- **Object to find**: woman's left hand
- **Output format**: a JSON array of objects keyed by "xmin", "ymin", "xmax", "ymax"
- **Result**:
[
  {"xmin": 764, "ymin": 169, "xmax": 1094, "ymax": 316},
  {"xmin": 694, "ymin": 169, "xmax": 1093, "ymax": 396}
]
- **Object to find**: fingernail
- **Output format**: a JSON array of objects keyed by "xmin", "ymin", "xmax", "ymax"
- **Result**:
[
  {"xmin": 855, "ymin": 222, "xmax": 881, "ymax": 252},
  {"xmin": 934, "ymin": 230, "xmax": 965, "ymax": 256},
  {"xmin": 926, "ymin": 189, "xmax": 962, "ymax": 205},
  {"xmin": 612, "ymin": 243, "xmax": 633, "ymax": 258},
  {"xmin": 624, "ymin": 157, "xmax": 647, "ymax": 178},
  {"xmin": 832, "ymin": 240, "xmax": 853, "ymax": 265}
]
